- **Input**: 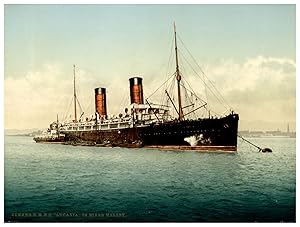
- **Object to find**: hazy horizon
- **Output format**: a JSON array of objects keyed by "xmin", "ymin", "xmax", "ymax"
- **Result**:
[
  {"xmin": 4, "ymin": 4, "xmax": 296, "ymax": 132},
  {"xmin": 4, "ymin": 125, "xmax": 296, "ymax": 133}
]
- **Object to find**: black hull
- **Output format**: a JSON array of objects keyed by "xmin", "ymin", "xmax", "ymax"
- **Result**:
[
  {"xmin": 141, "ymin": 113, "xmax": 238, "ymax": 146},
  {"xmin": 62, "ymin": 113, "xmax": 239, "ymax": 151}
]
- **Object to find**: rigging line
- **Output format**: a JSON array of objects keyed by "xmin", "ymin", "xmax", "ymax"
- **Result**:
[
  {"xmin": 160, "ymin": 75, "xmax": 171, "ymax": 106},
  {"xmin": 146, "ymin": 72, "xmax": 176, "ymax": 100},
  {"xmin": 165, "ymin": 32, "xmax": 175, "ymax": 82},
  {"xmin": 177, "ymin": 48, "xmax": 216, "ymax": 99},
  {"xmin": 183, "ymin": 82, "xmax": 197, "ymax": 118},
  {"xmin": 160, "ymin": 77, "xmax": 170, "ymax": 109},
  {"xmin": 177, "ymin": 35, "xmax": 232, "ymax": 110},
  {"xmin": 65, "ymin": 96, "xmax": 74, "ymax": 120},
  {"xmin": 177, "ymin": 54, "xmax": 200, "ymax": 118},
  {"xmin": 220, "ymin": 109, "xmax": 231, "ymax": 117},
  {"xmin": 177, "ymin": 48, "xmax": 218, "ymax": 103},
  {"xmin": 179, "ymin": 64, "xmax": 197, "ymax": 119},
  {"xmin": 161, "ymin": 31, "xmax": 175, "ymax": 102},
  {"xmin": 163, "ymin": 55, "xmax": 174, "ymax": 98},
  {"xmin": 183, "ymin": 103, "xmax": 207, "ymax": 118},
  {"xmin": 170, "ymin": 76, "xmax": 177, "ymax": 117},
  {"xmin": 181, "ymin": 79, "xmax": 195, "ymax": 118},
  {"xmin": 165, "ymin": 90, "xmax": 179, "ymax": 116},
  {"xmin": 118, "ymin": 87, "xmax": 128, "ymax": 109},
  {"xmin": 181, "ymin": 75, "xmax": 207, "ymax": 105},
  {"xmin": 75, "ymin": 83, "xmax": 83, "ymax": 109},
  {"xmin": 76, "ymin": 96, "xmax": 84, "ymax": 115},
  {"xmin": 167, "ymin": 75, "xmax": 175, "ymax": 94},
  {"xmin": 177, "ymin": 38, "xmax": 209, "ymax": 106},
  {"xmin": 178, "ymin": 49, "xmax": 229, "ymax": 111},
  {"xmin": 207, "ymin": 108, "xmax": 221, "ymax": 117},
  {"xmin": 206, "ymin": 76, "xmax": 232, "ymax": 111},
  {"xmin": 63, "ymin": 96, "xmax": 74, "ymax": 122},
  {"xmin": 169, "ymin": 76, "xmax": 175, "ymax": 99},
  {"xmin": 177, "ymin": 36, "xmax": 231, "ymax": 109},
  {"xmin": 181, "ymin": 78, "xmax": 208, "ymax": 111},
  {"xmin": 84, "ymin": 98, "xmax": 94, "ymax": 117},
  {"xmin": 178, "ymin": 49, "xmax": 221, "ymax": 108},
  {"xmin": 177, "ymin": 53, "xmax": 204, "ymax": 104},
  {"xmin": 145, "ymin": 99, "xmax": 160, "ymax": 122},
  {"xmin": 55, "ymin": 91, "xmax": 72, "ymax": 120},
  {"xmin": 177, "ymin": 70, "xmax": 189, "ymax": 108},
  {"xmin": 165, "ymin": 76, "xmax": 176, "ymax": 117},
  {"xmin": 162, "ymin": 69, "xmax": 175, "ymax": 105}
]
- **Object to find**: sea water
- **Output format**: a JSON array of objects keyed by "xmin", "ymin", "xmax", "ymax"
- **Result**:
[{"xmin": 4, "ymin": 135, "xmax": 296, "ymax": 222}]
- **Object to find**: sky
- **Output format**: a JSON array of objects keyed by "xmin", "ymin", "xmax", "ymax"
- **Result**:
[{"xmin": 4, "ymin": 4, "xmax": 296, "ymax": 131}]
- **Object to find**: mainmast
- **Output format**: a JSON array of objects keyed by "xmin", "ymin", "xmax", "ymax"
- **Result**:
[
  {"xmin": 73, "ymin": 65, "xmax": 77, "ymax": 122},
  {"xmin": 174, "ymin": 23, "xmax": 184, "ymax": 121},
  {"xmin": 56, "ymin": 113, "xmax": 59, "ymax": 134}
]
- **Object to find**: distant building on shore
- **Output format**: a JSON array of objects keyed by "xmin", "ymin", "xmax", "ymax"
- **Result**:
[{"xmin": 239, "ymin": 128, "xmax": 296, "ymax": 138}]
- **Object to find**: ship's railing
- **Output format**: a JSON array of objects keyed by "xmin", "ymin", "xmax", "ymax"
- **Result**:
[
  {"xmin": 60, "ymin": 117, "xmax": 133, "ymax": 132},
  {"xmin": 59, "ymin": 110, "xmax": 171, "ymax": 132}
]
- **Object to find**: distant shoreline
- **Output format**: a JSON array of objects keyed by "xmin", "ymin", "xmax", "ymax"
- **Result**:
[{"xmin": 5, "ymin": 134, "xmax": 34, "ymax": 137}]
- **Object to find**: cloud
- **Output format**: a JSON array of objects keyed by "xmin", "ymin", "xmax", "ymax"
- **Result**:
[
  {"xmin": 147, "ymin": 55, "xmax": 296, "ymax": 130},
  {"xmin": 4, "ymin": 56, "xmax": 296, "ymax": 131},
  {"xmin": 195, "ymin": 56, "xmax": 295, "ymax": 130},
  {"xmin": 5, "ymin": 64, "xmax": 71, "ymax": 129}
]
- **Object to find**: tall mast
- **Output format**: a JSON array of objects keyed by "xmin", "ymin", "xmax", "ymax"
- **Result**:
[
  {"xmin": 174, "ymin": 22, "xmax": 184, "ymax": 121},
  {"xmin": 56, "ymin": 113, "xmax": 59, "ymax": 134},
  {"xmin": 73, "ymin": 65, "xmax": 77, "ymax": 122}
]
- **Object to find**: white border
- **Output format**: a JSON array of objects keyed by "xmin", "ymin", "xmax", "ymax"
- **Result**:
[{"xmin": 1, "ymin": 1, "xmax": 298, "ymax": 226}]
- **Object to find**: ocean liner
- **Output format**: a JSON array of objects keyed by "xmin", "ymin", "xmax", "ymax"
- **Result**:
[{"xmin": 35, "ymin": 24, "xmax": 239, "ymax": 151}]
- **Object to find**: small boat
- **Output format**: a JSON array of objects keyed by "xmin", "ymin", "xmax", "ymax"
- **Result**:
[{"xmin": 34, "ymin": 117, "xmax": 65, "ymax": 143}]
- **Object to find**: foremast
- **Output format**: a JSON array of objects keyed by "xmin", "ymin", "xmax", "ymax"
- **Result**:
[{"xmin": 174, "ymin": 23, "xmax": 184, "ymax": 121}]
